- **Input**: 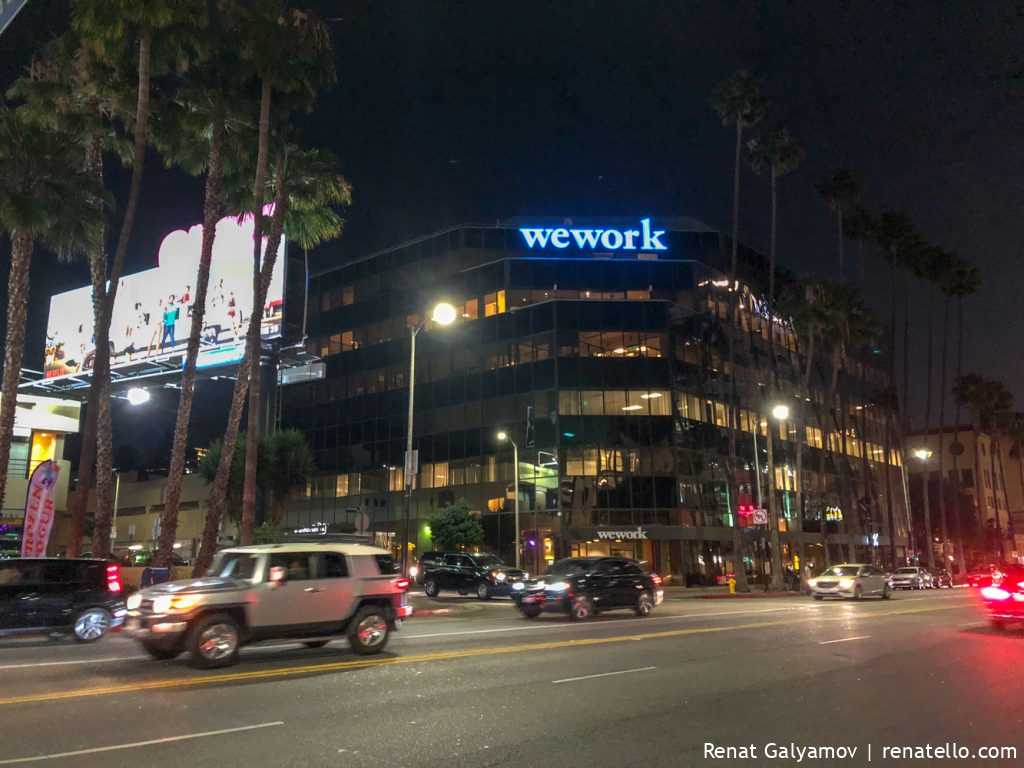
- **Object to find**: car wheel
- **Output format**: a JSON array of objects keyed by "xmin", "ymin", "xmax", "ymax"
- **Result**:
[
  {"xmin": 853, "ymin": 585, "xmax": 863, "ymax": 601},
  {"xmin": 348, "ymin": 606, "xmax": 390, "ymax": 655},
  {"xmin": 476, "ymin": 581, "xmax": 492, "ymax": 600},
  {"xmin": 141, "ymin": 640, "xmax": 182, "ymax": 660},
  {"xmin": 521, "ymin": 608, "xmax": 541, "ymax": 618},
  {"xmin": 569, "ymin": 596, "xmax": 593, "ymax": 621},
  {"xmin": 882, "ymin": 584, "xmax": 891, "ymax": 600},
  {"xmin": 813, "ymin": 594, "xmax": 823, "ymax": 601},
  {"xmin": 424, "ymin": 578, "xmax": 440, "ymax": 598},
  {"xmin": 73, "ymin": 607, "xmax": 112, "ymax": 643},
  {"xmin": 186, "ymin": 613, "xmax": 241, "ymax": 669},
  {"xmin": 302, "ymin": 640, "xmax": 329, "ymax": 649},
  {"xmin": 635, "ymin": 590, "xmax": 654, "ymax": 616}
]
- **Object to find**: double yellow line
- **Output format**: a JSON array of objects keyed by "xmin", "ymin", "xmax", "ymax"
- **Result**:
[{"xmin": 0, "ymin": 602, "xmax": 965, "ymax": 707}]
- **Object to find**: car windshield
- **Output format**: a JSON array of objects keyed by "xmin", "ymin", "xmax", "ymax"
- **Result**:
[
  {"xmin": 207, "ymin": 553, "xmax": 259, "ymax": 581},
  {"xmin": 896, "ymin": 568, "xmax": 919, "ymax": 574},
  {"xmin": 472, "ymin": 554, "xmax": 504, "ymax": 568},
  {"xmin": 821, "ymin": 566, "xmax": 860, "ymax": 577}
]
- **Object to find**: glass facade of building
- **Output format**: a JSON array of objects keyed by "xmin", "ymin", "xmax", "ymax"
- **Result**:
[{"xmin": 281, "ymin": 218, "xmax": 908, "ymax": 583}]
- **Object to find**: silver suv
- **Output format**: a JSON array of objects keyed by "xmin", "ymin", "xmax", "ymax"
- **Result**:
[{"xmin": 123, "ymin": 543, "xmax": 412, "ymax": 668}]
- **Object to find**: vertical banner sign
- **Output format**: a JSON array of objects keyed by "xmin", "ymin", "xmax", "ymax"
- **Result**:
[
  {"xmin": 21, "ymin": 460, "xmax": 60, "ymax": 557},
  {"xmin": 0, "ymin": 0, "xmax": 31, "ymax": 36}
]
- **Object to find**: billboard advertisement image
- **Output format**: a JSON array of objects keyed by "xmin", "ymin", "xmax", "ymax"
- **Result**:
[{"xmin": 43, "ymin": 210, "xmax": 285, "ymax": 379}]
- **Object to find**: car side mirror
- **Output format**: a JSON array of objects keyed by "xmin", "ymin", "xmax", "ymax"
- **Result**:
[{"xmin": 268, "ymin": 566, "xmax": 287, "ymax": 587}]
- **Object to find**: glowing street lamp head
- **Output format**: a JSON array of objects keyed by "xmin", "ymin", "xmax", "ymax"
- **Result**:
[
  {"xmin": 431, "ymin": 302, "xmax": 457, "ymax": 326},
  {"xmin": 126, "ymin": 388, "xmax": 150, "ymax": 406},
  {"xmin": 497, "ymin": 431, "xmax": 508, "ymax": 442},
  {"xmin": 913, "ymin": 448, "xmax": 932, "ymax": 460},
  {"xmin": 770, "ymin": 403, "xmax": 790, "ymax": 421}
]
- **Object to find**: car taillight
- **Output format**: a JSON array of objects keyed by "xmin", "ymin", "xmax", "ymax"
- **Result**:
[
  {"xmin": 982, "ymin": 586, "xmax": 1011, "ymax": 601},
  {"xmin": 392, "ymin": 578, "xmax": 410, "ymax": 591},
  {"xmin": 651, "ymin": 574, "xmax": 663, "ymax": 586},
  {"xmin": 106, "ymin": 564, "xmax": 122, "ymax": 593}
]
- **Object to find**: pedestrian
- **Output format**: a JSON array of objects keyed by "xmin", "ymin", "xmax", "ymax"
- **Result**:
[{"xmin": 784, "ymin": 565, "xmax": 797, "ymax": 592}]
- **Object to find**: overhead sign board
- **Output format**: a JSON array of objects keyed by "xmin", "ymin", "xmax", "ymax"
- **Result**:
[
  {"xmin": 44, "ymin": 210, "xmax": 285, "ymax": 379},
  {"xmin": 519, "ymin": 218, "xmax": 668, "ymax": 252}
]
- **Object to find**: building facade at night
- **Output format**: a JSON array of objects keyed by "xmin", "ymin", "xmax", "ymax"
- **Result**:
[{"xmin": 280, "ymin": 217, "xmax": 908, "ymax": 583}]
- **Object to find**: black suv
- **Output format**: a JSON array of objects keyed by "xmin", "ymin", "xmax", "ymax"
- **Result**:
[
  {"xmin": 0, "ymin": 558, "xmax": 126, "ymax": 642},
  {"xmin": 512, "ymin": 556, "xmax": 663, "ymax": 620},
  {"xmin": 421, "ymin": 552, "xmax": 527, "ymax": 599}
]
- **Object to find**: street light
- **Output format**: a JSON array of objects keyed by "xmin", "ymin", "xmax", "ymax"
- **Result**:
[
  {"xmin": 126, "ymin": 388, "xmax": 150, "ymax": 406},
  {"xmin": 497, "ymin": 431, "xmax": 521, "ymax": 569},
  {"xmin": 912, "ymin": 448, "xmax": 933, "ymax": 460},
  {"xmin": 770, "ymin": 403, "xmax": 790, "ymax": 421},
  {"xmin": 752, "ymin": 403, "xmax": 790, "ymax": 591},
  {"xmin": 401, "ymin": 302, "xmax": 458, "ymax": 573}
]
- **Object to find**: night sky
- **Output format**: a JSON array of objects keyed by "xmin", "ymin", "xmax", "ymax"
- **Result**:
[{"xmin": 3, "ymin": 1, "xmax": 1023, "ymax": 463}]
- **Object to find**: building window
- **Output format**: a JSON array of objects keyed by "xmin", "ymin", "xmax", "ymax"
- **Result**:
[{"xmin": 484, "ymin": 290, "xmax": 506, "ymax": 317}]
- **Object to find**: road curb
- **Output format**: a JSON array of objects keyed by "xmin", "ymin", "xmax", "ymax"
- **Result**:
[
  {"xmin": 410, "ymin": 600, "xmax": 485, "ymax": 617},
  {"xmin": 693, "ymin": 592, "xmax": 796, "ymax": 599}
]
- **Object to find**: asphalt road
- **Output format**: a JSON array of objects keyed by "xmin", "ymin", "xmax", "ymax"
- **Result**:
[{"xmin": 0, "ymin": 590, "xmax": 1020, "ymax": 767}]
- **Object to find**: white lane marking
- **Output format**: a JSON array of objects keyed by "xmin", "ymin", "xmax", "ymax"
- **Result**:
[
  {"xmin": 0, "ymin": 722, "xmax": 284, "ymax": 764},
  {"xmin": 0, "ymin": 658, "xmax": 141, "ymax": 671},
  {"xmin": 553, "ymin": 666, "xmax": 657, "ymax": 684},
  {"xmin": 819, "ymin": 635, "xmax": 871, "ymax": 645}
]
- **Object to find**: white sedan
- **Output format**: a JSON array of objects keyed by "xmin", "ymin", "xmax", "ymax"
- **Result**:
[{"xmin": 808, "ymin": 564, "xmax": 891, "ymax": 600}]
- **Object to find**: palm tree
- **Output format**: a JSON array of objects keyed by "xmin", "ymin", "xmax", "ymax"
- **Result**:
[
  {"xmin": 747, "ymin": 124, "xmax": 804, "ymax": 589},
  {"xmin": 263, "ymin": 429, "xmax": 315, "ymax": 527},
  {"xmin": 845, "ymin": 203, "xmax": 877, "ymax": 294},
  {"xmin": 192, "ymin": 145, "xmax": 350, "ymax": 575},
  {"xmin": 64, "ymin": 0, "xmax": 201, "ymax": 557},
  {"xmin": 816, "ymin": 168, "xmax": 862, "ymax": 280},
  {"xmin": 0, "ymin": 107, "xmax": 104, "ymax": 510},
  {"xmin": 226, "ymin": 1, "xmax": 335, "ymax": 547},
  {"xmin": 710, "ymin": 69, "xmax": 767, "ymax": 592}
]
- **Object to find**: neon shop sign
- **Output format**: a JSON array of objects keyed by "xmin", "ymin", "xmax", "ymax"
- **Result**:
[{"xmin": 519, "ymin": 218, "xmax": 668, "ymax": 252}]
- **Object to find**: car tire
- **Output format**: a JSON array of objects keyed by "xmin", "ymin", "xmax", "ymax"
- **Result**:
[
  {"xmin": 186, "ymin": 612, "xmax": 241, "ymax": 669},
  {"xmin": 569, "ymin": 596, "xmax": 593, "ymax": 621},
  {"xmin": 348, "ymin": 606, "xmax": 390, "ymax": 655},
  {"xmin": 476, "ymin": 581, "xmax": 492, "ymax": 600},
  {"xmin": 302, "ymin": 640, "xmax": 329, "ymax": 649},
  {"xmin": 521, "ymin": 608, "xmax": 541, "ymax": 618},
  {"xmin": 853, "ymin": 585, "xmax": 863, "ymax": 601},
  {"xmin": 635, "ymin": 590, "xmax": 654, "ymax": 616},
  {"xmin": 882, "ymin": 584, "xmax": 891, "ymax": 600},
  {"xmin": 813, "ymin": 595, "xmax": 823, "ymax": 601},
  {"xmin": 141, "ymin": 640, "xmax": 182, "ymax": 660},
  {"xmin": 424, "ymin": 578, "xmax": 440, "ymax": 598},
  {"xmin": 73, "ymin": 607, "xmax": 112, "ymax": 643}
]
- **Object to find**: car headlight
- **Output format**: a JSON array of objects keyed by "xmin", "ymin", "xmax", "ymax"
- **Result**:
[
  {"xmin": 808, "ymin": 578, "xmax": 818, "ymax": 587},
  {"xmin": 523, "ymin": 572, "xmax": 529, "ymax": 579},
  {"xmin": 512, "ymin": 582, "xmax": 525, "ymax": 591},
  {"xmin": 409, "ymin": 565, "xmax": 419, "ymax": 579},
  {"xmin": 151, "ymin": 594, "xmax": 201, "ymax": 614},
  {"xmin": 839, "ymin": 578, "xmax": 855, "ymax": 589},
  {"xmin": 494, "ymin": 571, "xmax": 507, "ymax": 582},
  {"xmin": 547, "ymin": 580, "xmax": 571, "ymax": 592},
  {"xmin": 126, "ymin": 593, "xmax": 142, "ymax": 611}
]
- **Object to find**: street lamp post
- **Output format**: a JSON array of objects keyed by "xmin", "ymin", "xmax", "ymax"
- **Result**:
[
  {"xmin": 765, "ymin": 403, "xmax": 789, "ymax": 591},
  {"xmin": 497, "ymin": 431, "xmax": 520, "ymax": 569},
  {"xmin": 401, "ymin": 303, "xmax": 457, "ymax": 574},
  {"xmin": 912, "ymin": 448, "xmax": 937, "ymax": 571}
]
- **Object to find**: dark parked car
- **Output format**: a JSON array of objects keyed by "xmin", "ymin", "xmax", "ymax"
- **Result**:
[
  {"xmin": 979, "ymin": 565, "xmax": 1024, "ymax": 630},
  {"xmin": 512, "ymin": 556, "xmax": 663, "ymax": 620},
  {"xmin": 0, "ymin": 558, "xmax": 126, "ymax": 642},
  {"xmin": 421, "ymin": 552, "xmax": 526, "ymax": 599},
  {"xmin": 931, "ymin": 569, "xmax": 954, "ymax": 589}
]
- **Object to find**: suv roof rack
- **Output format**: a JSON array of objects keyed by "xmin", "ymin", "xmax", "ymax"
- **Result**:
[{"xmin": 279, "ymin": 533, "xmax": 375, "ymax": 545}]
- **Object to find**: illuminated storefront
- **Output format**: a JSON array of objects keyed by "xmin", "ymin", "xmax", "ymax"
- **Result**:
[{"xmin": 282, "ymin": 217, "xmax": 908, "ymax": 581}]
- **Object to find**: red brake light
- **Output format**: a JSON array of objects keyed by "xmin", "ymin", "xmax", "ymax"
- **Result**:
[
  {"xmin": 651, "ymin": 574, "xmax": 663, "ymax": 586},
  {"xmin": 392, "ymin": 578, "xmax": 410, "ymax": 591},
  {"xmin": 106, "ymin": 564, "xmax": 122, "ymax": 593},
  {"xmin": 982, "ymin": 586, "xmax": 1011, "ymax": 601}
]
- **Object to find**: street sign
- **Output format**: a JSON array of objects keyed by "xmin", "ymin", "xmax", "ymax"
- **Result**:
[
  {"xmin": 353, "ymin": 513, "xmax": 370, "ymax": 535},
  {"xmin": 752, "ymin": 509, "xmax": 768, "ymax": 525}
]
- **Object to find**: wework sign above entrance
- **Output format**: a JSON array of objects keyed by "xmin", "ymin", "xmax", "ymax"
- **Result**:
[{"xmin": 519, "ymin": 218, "xmax": 668, "ymax": 252}]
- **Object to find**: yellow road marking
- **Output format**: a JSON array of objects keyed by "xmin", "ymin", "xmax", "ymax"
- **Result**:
[{"xmin": 0, "ymin": 602, "xmax": 965, "ymax": 707}]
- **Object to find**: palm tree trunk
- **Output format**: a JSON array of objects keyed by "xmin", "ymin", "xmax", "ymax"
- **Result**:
[
  {"xmin": 837, "ymin": 208, "xmax": 844, "ymax": 280},
  {"xmin": 989, "ymin": 438, "xmax": 1006, "ymax": 562},
  {"xmin": 0, "ymin": 232, "xmax": 34, "ymax": 512},
  {"xmin": 950, "ymin": 299, "xmax": 966, "ymax": 577},
  {"xmin": 240, "ymin": 75, "xmax": 274, "ymax": 546},
  {"xmin": 156, "ymin": 110, "xmax": 226, "ymax": 567},
  {"xmin": 85, "ymin": 29, "xmax": 154, "ymax": 557},
  {"xmin": 920, "ymin": 289, "xmax": 936, "ymax": 571},
  {"xmin": 194, "ymin": 177, "xmax": 288, "ymax": 574},
  {"xmin": 885, "ymin": 259, "xmax": 898, "ymax": 567},
  {"xmin": 765, "ymin": 166, "xmax": 783, "ymax": 590},
  {"xmin": 995, "ymin": 439, "xmax": 1012, "ymax": 561},
  {"xmin": 794, "ymin": 325, "xmax": 815, "ymax": 547},
  {"xmin": 726, "ymin": 116, "xmax": 749, "ymax": 592},
  {"xmin": 935, "ymin": 296, "xmax": 952, "ymax": 570}
]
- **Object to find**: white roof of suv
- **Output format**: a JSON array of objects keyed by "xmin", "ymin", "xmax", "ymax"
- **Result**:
[{"xmin": 221, "ymin": 543, "xmax": 392, "ymax": 557}]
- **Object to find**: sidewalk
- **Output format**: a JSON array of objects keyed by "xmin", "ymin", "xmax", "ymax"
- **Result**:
[{"xmin": 662, "ymin": 585, "xmax": 802, "ymax": 600}]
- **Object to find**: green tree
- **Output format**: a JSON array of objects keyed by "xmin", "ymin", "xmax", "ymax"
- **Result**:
[
  {"xmin": 0, "ymin": 106, "xmax": 104, "ymax": 512},
  {"xmin": 710, "ymin": 68, "xmax": 767, "ymax": 592},
  {"xmin": 262, "ymin": 429, "xmax": 315, "ymax": 527},
  {"xmin": 427, "ymin": 500, "xmax": 485, "ymax": 552},
  {"xmin": 816, "ymin": 168, "xmax": 862, "ymax": 280}
]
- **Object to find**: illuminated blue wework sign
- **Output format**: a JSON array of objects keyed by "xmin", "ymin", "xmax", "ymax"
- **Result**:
[
  {"xmin": 0, "ymin": 0, "xmax": 31, "ymax": 36},
  {"xmin": 518, "ymin": 218, "xmax": 668, "ymax": 252}
]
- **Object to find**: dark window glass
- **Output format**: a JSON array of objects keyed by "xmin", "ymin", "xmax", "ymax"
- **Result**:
[
  {"xmin": 374, "ymin": 554, "xmax": 401, "ymax": 575},
  {"xmin": 320, "ymin": 553, "xmax": 350, "ymax": 578},
  {"xmin": 269, "ymin": 553, "xmax": 314, "ymax": 581},
  {"xmin": 622, "ymin": 563, "xmax": 643, "ymax": 575}
]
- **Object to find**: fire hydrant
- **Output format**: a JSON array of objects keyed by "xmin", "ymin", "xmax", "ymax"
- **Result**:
[{"xmin": 728, "ymin": 578, "xmax": 736, "ymax": 595}]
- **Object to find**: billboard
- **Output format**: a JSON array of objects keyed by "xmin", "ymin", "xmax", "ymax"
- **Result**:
[{"xmin": 43, "ymin": 211, "xmax": 285, "ymax": 379}]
